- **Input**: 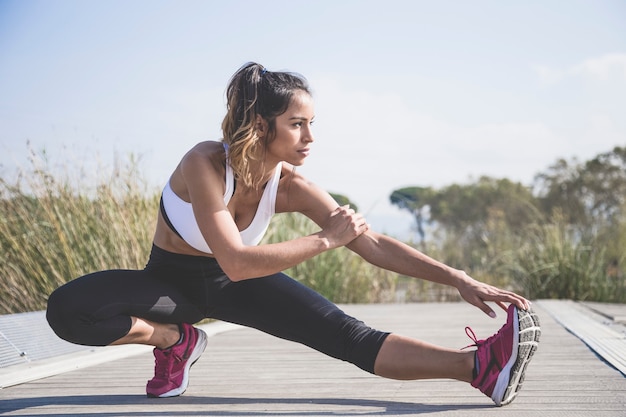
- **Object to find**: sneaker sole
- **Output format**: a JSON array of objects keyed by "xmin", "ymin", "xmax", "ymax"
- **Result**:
[
  {"xmin": 148, "ymin": 328, "xmax": 209, "ymax": 398},
  {"xmin": 499, "ymin": 307, "xmax": 541, "ymax": 406}
]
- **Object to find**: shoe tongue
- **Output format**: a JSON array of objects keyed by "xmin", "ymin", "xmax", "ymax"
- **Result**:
[
  {"xmin": 153, "ymin": 348, "xmax": 173, "ymax": 376},
  {"xmin": 154, "ymin": 347, "xmax": 172, "ymax": 359}
]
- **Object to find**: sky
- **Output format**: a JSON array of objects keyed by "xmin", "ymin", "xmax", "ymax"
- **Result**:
[{"xmin": 1, "ymin": 0, "xmax": 625, "ymax": 238}]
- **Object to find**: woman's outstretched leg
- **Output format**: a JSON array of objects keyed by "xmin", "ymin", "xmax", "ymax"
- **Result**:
[
  {"xmin": 207, "ymin": 271, "xmax": 390, "ymax": 373},
  {"xmin": 208, "ymin": 271, "xmax": 539, "ymax": 408},
  {"xmin": 374, "ymin": 305, "xmax": 540, "ymax": 407},
  {"xmin": 374, "ymin": 333, "xmax": 474, "ymax": 381}
]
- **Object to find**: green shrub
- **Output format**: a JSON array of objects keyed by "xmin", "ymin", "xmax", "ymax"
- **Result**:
[{"xmin": 510, "ymin": 212, "xmax": 625, "ymax": 302}]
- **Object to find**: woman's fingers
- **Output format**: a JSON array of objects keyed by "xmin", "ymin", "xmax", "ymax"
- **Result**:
[
  {"xmin": 325, "ymin": 206, "xmax": 369, "ymax": 247},
  {"xmin": 459, "ymin": 277, "xmax": 532, "ymax": 318}
]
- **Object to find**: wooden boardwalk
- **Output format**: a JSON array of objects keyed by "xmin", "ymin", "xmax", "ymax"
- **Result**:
[{"xmin": 1, "ymin": 301, "xmax": 625, "ymax": 416}]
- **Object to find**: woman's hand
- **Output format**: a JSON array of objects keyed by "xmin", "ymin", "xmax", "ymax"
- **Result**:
[
  {"xmin": 320, "ymin": 205, "xmax": 369, "ymax": 249},
  {"xmin": 455, "ymin": 271, "xmax": 531, "ymax": 317}
]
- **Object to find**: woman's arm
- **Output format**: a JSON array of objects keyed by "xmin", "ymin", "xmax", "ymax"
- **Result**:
[
  {"xmin": 273, "ymin": 171, "xmax": 529, "ymax": 316},
  {"xmin": 180, "ymin": 147, "xmax": 368, "ymax": 281},
  {"xmin": 345, "ymin": 232, "xmax": 531, "ymax": 315}
]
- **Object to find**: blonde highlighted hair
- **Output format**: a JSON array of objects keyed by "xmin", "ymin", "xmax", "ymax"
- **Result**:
[{"xmin": 221, "ymin": 62, "xmax": 310, "ymax": 189}]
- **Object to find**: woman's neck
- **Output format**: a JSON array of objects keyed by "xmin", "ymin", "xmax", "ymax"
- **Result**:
[{"xmin": 245, "ymin": 157, "xmax": 278, "ymax": 191}]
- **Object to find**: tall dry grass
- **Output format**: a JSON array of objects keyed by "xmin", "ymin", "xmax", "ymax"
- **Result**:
[{"xmin": 0, "ymin": 152, "xmax": 158, "ymax": 313}]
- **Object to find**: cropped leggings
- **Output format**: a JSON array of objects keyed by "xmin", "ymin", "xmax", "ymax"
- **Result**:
[{"xmin": 46, "ymin": 245, "xmax": 389, "ymax": 373}]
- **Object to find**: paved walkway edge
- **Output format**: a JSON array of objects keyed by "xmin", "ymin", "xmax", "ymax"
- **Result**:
[
  {"xmin": 538, "ymin": 299, "xmax": 626, "ymax": 376},
  {"xmin": 0, "ymin": 321, "xmax": 241, "ymax": 389}
]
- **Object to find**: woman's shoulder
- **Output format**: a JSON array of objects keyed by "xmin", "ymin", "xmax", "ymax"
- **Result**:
[
  {"xmin": 180, "ymin": 140, "xmax": 226, "ymax": 167},
  {"xmin": 185, "ymin": 140, "xmax": 224, "ymax": 156},
  {"xmin": 276, "ymin": 163, "xmax": 335, "ymax": 214},
  {"xmin": 171, "ymin": 141, "xmax": 226, "ymax": 191}
]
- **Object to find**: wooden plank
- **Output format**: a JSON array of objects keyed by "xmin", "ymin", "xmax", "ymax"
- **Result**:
[
  {"xmin": 539, "ymin": 299, "xmax": 626, "ymax": 376},
  {"xmin": 581, "ymin": 301, "xmax": 626, "ymax": 324},
  {"xmin": 0, "ymin": 302, "xmax": 625, "ymax": 416}
]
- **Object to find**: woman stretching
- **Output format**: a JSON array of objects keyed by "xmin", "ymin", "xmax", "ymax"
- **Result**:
[{"xmin": 47, "ymin": 62, "xmax": 540, "ymax": 407}]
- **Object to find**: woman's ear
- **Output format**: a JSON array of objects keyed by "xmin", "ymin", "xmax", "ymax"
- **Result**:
[{"xmin": 255, "ymin": 115, "xmax": 268, "ymax": 138}]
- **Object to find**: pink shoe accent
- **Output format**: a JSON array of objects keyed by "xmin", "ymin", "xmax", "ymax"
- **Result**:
[
  {"xmin": 466, "ymin": 305, "xmax": 540, "ymax": 406},
  {"xmin": 146, "ymin": 323, "xmax": 208, "ymax": 398}
]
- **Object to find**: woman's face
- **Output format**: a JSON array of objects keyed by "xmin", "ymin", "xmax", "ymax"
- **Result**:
[{"xmin": 264, "ymin": 90, "xmax": 315, "ymax": 166}]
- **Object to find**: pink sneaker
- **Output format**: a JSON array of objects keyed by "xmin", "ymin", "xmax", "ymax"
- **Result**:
[
  {"xmin": 146, "ymin": 323, "xmax": 208, "ymax": 398},
  {"xmin": 466, "ymin": 305, "xmax": 540, "ymax": 406}
]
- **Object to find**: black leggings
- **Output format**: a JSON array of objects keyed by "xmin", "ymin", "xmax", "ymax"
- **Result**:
[{"xmin": 46, "ymin": 245, "xmax": 389, "ymax": 373}]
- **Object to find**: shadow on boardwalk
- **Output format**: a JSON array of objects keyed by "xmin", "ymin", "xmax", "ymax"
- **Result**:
[{"xmin": 1, "ymin": 394, "xmax": 492, "ymax": 416}]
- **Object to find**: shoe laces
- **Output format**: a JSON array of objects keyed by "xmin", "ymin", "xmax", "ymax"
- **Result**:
[
  {"xmin": 462, "ymin": 327, "xmax": 484, "ymax": 350},
  {"xmin": 153, "ymin": 349, "xmax": 174, "ymax": 379},
  {"xmin": 464, "ymin": 320, "xmax": 512, "ymax": 355}
]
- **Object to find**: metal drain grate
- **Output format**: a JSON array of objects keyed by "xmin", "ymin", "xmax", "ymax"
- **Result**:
[{"xmin": 0, "ymin": 310, "xmax": 87, "ymax": 368}]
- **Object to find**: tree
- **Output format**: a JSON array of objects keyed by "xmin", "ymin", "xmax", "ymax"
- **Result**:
[
  {"xmin": 533, "ymin": 146, "xmax": 626, "ymax": 229},
  {"xmin": 390, "ymin": 179, "xmax": 538, "ymax": 244},
  {"xmin": 580, "ymin": 146, "xmax": 626, "ymax": 224},
  {"xmin": 533, "ymin": 157, "xmax": 587, "ymax": 225},
  {"xmin": 389, "ymin": 186, "xmax": 435, "ymax": 243},
  {"xmin": 427, "ymin": 177, "xmax": 538, "ymax": 235}
]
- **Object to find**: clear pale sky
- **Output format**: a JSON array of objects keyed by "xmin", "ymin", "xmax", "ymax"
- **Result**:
[{"xmin": 1, "ymin": 0, "xmax": 625, "ymax": 237}]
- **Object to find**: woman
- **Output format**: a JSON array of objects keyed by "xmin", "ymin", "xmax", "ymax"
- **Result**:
[{"xmin": 47, "ymin": 62, "xmax": 540, "ymax": 407}]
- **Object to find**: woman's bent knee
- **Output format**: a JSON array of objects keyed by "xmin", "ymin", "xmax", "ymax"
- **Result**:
[
  {"xmin": 46, "ymin": 280, "xmax": 128, "ymax": 346},
  {"xmin": 46, "ymin": 284, "xmax": 81, "ymax": 344}
]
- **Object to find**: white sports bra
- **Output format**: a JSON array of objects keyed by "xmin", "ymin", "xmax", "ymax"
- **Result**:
[{"xmin": 160, "ymin": 145, "xmax": 282, "ymax": 254}]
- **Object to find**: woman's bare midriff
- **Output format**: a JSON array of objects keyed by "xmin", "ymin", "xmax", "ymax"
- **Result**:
[{"xmin": 152, "ymin": 210, "xmax": 216, "ymax": 258}]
